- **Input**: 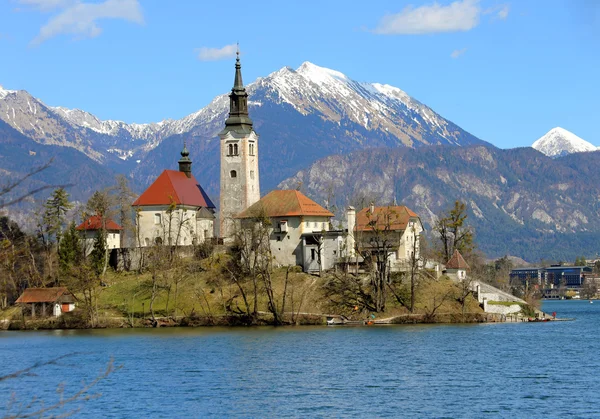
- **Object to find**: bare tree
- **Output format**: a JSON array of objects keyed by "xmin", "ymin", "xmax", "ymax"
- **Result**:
[{"xmin": 0, "ymin": 159, "xmax": 69, "ymax": 210}]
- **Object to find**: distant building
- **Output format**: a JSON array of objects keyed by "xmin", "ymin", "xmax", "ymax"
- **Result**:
[
  {"xmin": 236, "ymin": 189, "xmax": 338, "ymax": 271},
  {"xmin": 76, "ymin": 215, "xmax": 122, "ymax": 256},
  {"xmin": 544, "ymin": 266, "xmax": 593, "ymax": 288},
  {"xmin": 15, "ymin": 287, "xmax": 75, "ymax": 317},
  {"xmin": 510, "ymin": 266, "xmax": 594, "ymax": 290},
  {"xmin": 132, "ymin": 145, "xmax": 216, "ymax": 247}
]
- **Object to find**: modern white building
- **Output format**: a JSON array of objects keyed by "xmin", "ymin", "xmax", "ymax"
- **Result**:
[{"xmin": 132, "ymin": 146, "xmax": 216, "ymax": 247}]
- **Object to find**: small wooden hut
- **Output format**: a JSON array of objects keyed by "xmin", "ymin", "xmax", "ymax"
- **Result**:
[{"xmin": 15, "ymin": 287, "xmax": 76, "ymax": 318}]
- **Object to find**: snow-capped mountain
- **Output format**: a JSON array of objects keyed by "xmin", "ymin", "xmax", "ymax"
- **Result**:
[
  {"xmin": 0, "ymin": 62, "xmax": 483, "ymax": 167},
  {"xmin": 532, "ymin": 127, "xmax": 597, "ymax": 158}
]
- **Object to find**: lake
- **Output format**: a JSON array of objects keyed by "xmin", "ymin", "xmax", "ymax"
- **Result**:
[{"xmin": 1, "ymin": 300, "xmax": 599, "ymax": 418}]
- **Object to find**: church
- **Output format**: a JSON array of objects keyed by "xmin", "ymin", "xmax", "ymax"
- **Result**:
[
  {"xmin": 218, "ymin": 51, "xmax": 260, "ymax": 240},
  {"xmin": 132, "ymin": 144, "xmax": 216, "ymax": 247}
]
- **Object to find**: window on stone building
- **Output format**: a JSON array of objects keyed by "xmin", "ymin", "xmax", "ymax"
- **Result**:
[
  {"xmin": 233, "ymin": 144, "xmax": 238, "ymax": 155},
  {"xmin": 228, "ymin": 144, "xmax": 233, "ymax": 155},
  {"xmin": 230, "ymin": 170, "xmax": 237, "ymax": 178},
  {"xmin": 250, "ymin": 170, "xmax": 254, "ymax": 180},
  {"xmin": 154, "ymin": 213, "xmax": 161, "ymax": 225},
  {"xmin": 249, "ymin": 143, "xmax": 255, "ymax": 155},
  {"xmin": 145, "ymin": 238, "xmax": 150, "ymax": 246}
]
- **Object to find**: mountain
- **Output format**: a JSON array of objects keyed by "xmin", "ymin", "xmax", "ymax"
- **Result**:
[
  {"xmin": 0, "ymin": 119, "xmax": 118, "ymax": 226},
  {"xmin": 1, "ymin": 62, "xmax": 486, "ymax": 197},
  {"xmin": 532, "ymin": 127, "xmax": 597, "ymax": 158},
  {"xmin": 278, "ymin": 144, "xmax": 600, "ymax": 261}
]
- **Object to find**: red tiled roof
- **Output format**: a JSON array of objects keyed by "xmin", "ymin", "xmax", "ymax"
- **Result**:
[
  {"xmin": 355, "ymin": 205, "xmax": 420, "ymax": 232},
  {"xmin": 15, "ymin": 287, "xmax": 71, "ymax": 304},
  {"xmin": 237, "ymin": 190, "xmax": 334, "ymax": 218},
  {"xmin": 446, "ymin": 249, "xmax": 470, "ymax": 270},
  {"xmin": 132, "ymin": 170, "xmax": 215, "ymax": 208},
  {"xmin": 76, "ymin": 215, "xmax": 122, "ymax": 231}
]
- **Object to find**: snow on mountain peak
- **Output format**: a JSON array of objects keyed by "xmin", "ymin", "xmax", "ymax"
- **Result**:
[
  {"xmin": 0, "ymin": 84, "xmax": 16, "ymax": 99},
  {"xmin": 532, "ymin": 127, "xmax": 597, "ymax": 157},
  {"xmin": 296, "ymin": 61, "xmax": 348, "ymax": 84}
]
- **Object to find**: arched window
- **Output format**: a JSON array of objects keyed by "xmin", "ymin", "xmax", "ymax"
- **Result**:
[
  {"xmin": 233, "ymin": 144, "xmax": 238, "ymax": 155},
  {"xmin": 155, "ymin": 237, "xmax": 163, "ymax": 245},
  {"xmin": 249, "ymin": 143, "xmax": 255, "ymax": 156},
  {"xmin": 228, "ymin": 144, "xmax": 233, "ymax": 156},
  {"xmin": 250, "ymin": 170, "xmax": 254, "ymax": 180},
  {"xmin": 144, "ymin": 238, "xmax": 150, "ymax": 246},
  {"xmin": 230, "ymin": 170, "xmax": 237, "ymax": 178}
]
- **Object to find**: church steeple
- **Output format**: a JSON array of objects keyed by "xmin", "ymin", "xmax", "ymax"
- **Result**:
[
  {"xmin": 222, "ymin": 48, "xmax": 253, "ymax": 134},
  {"xmin": 178, "ymin": 142, "xmax": 192, "ymax": 178}
]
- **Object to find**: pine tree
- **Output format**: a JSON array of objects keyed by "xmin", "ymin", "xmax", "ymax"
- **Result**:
[
  {"xmin": 89, "ymin": 230, "xmax": 105, "ymax": 278},
  {"xmin": 58, "ymin": 222, "xmax": 82, "ymax": 272},
  {"xmin": 43, "ymin": 187, "xmax": 73, "ymax": 247}
]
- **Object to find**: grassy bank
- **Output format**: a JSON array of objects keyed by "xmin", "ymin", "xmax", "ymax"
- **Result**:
[{"xmin": 3, "ymin": 254, "xmax": 488, "ymax": 329}]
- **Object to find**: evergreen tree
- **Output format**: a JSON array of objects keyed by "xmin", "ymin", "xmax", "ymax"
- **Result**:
[
  {"xmin": 58, "ymin": 222, "xmax": 82, "ymax": 272},
  {"xmin": 43, "ymin": 187, "xmax": 73, "ymax": 247},
  {"xmin": 89, "ymin": 230, "xmax": 105, "ymax": 277}
]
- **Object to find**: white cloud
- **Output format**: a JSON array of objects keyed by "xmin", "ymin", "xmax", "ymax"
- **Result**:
[
  {"xmin": 24, "ymin": 0, "xmax": 143, "ymax": 45},
  {"xmin": 497, "ymin": 5, "xmax": 510, "ymax": 20},
  {"xmin": 374, "ymin": 0, "xmax": 481, "ymax": 35},
  {"xmin": 483, "ymin": 4, "xmax": 510, "ymax": 20},
  {"xmin": 197, "ymin": 44, "xmax": 237, "ymax": 61},
  {"xmin": 451, "ymin": 48, "xmax": 467, "ymax": 58}
]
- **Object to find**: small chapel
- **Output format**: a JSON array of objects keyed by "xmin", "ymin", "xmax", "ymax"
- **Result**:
[{"xmin": 132, "ymin": 144, "xmax": 216, "ymax": 247}]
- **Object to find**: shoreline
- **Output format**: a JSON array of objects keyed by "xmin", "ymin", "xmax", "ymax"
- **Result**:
[{"xmin": 1, "ymin": 311, "xmax": 547, "ymax": 331}]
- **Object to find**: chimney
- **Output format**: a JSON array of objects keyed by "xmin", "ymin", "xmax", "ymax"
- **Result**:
[
  {"xmin": 370, "ymin": 202, "xmax": 375, "ymax": 214},
  {"xmin": 346, "ymin": 206, "xmax": 356, "ymax": 258}
]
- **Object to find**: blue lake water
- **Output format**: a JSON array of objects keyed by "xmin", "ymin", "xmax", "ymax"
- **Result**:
[{"xmin": 1, "ymin": 300, "xmax": 599, "ymax": 418}]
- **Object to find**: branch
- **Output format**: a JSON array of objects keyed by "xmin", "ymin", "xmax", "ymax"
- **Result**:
[
  {"xmin": 0, "ymin": 159, "xmax": 73, "ymax": 209},
  {"xmin": 2, "ymin": 355, "xmax": 121, "ymax": 419}
]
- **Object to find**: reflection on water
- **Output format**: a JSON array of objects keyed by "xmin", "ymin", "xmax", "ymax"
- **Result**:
[{"xmin": 1, "ymin": 300, "xmax": 598, "ymax": 418}]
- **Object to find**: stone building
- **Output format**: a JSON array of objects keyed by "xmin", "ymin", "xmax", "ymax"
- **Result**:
[
  {"xmin": 76, "ymin": 215, "xmax": 122, "ymax": 256},
  {"xmin": 236, "ymin": 190, "xmax": 337, "ymax": 270},
  {"xmin": 132, "ymin": 146, "xmax": 216, "ymax": 247},
  {"xmin": 219, "ymin": 51, "xmax": 260, "ymax": 240},
  {"xmin": 444, "ymin": 249, "xmax": 470, "ymax": 280},
  {"xmin": 348, "ymin": 204, "xmax": 424, "ymax": 272}
]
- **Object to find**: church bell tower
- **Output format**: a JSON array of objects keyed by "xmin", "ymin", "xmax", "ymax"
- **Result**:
[{"xmin": 219, "ymin": 50, "xmax": 260, "ymax": 239}]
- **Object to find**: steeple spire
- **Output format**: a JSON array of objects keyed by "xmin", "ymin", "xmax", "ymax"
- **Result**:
[
  {"xmin": 221, "ymin": 47, "xmax": 253, "ymax": 134},
  {"xmin": 178, "ymin": 141, "xmax": 192, "ymax": 178}
]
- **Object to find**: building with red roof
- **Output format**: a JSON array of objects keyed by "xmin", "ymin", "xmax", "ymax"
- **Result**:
[
  {"xmin": 237, "ymin": 190, "xmax": 339, "ymax": 270},
  {"xmin": 132, "ymin": 145, "xmax": 216, "ymax": 247},
  {"xmin": 15, "ymin": 287, "xmax": 75, "ymax": 317},
  {"xmin": 347, "ymin": 203, "xmax": 424, "ymax": 272},
  {"xmin": 76, "ymin": 215, "xmax": 123, "ymax": 255},
  {"xmin": 444, "ymin": 249, "xmax": 470, "ymax": 280}
]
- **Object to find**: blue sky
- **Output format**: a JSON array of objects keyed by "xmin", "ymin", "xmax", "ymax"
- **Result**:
[{"xmin": 0, "ymin": 0, "xmax": 598, "ymax": 149}]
